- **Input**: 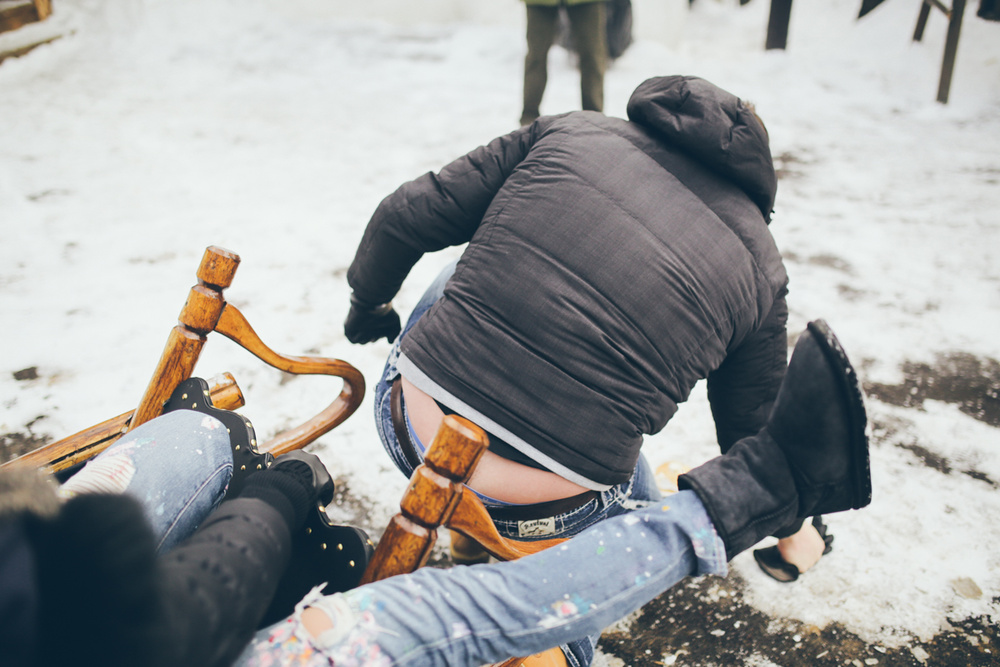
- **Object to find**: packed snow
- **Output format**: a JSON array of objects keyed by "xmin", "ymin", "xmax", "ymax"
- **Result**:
[{"xmin": 1, "ymin": 0, "xmax": 998, "ymax": 659}]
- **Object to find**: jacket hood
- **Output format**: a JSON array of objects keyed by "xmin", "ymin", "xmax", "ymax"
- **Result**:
[{"xmin": 626, "ymin": 75, "xmax": 777, "ymax": 221}]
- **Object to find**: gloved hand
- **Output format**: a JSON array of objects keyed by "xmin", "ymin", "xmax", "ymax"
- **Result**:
[{"xmin": 344, "ymin": 294, "xmax": 401, "ymax": 344}]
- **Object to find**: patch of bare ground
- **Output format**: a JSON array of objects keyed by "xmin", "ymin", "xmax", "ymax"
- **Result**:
[
  {"xmin": 864, "ymin": 352, "xmax": 1000, "ymax": 429},
  {"xmin": 599, "ymin": 573, "xmax": 999, "ymax": 667}
]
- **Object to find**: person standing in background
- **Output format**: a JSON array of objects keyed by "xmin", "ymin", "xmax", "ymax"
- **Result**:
[{"xmin": 521, "ymin": 0, "xmax": 607, "ymax": 126}]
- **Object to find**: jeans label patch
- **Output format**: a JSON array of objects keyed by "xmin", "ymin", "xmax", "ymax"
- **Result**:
[{"xmin": 518, "ymin": 517, "xmax": 556, "ymax": 538}]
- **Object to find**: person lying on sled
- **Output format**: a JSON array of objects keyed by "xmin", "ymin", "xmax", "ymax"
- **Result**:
[{"xmin": 0, "ymin": 320, "xmax": 870, "ymax": 667}]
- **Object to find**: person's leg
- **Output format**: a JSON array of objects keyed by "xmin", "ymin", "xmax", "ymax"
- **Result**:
[
  {"xmin": 374, "ymin": 260, "xmax": 460, "ymax": 479},
  {"xmin": 557, "ymin": 455, "xmax": 661, "ymax": 665},
  {"xmin": 522, "ymin": 5, "xmax": 560, "ymax": 125},
  {"xmin": 235, "ymin": 319, "xmax": 871, "ymax": 667},
  {"xmin": 678, "ymin": 320, "xmax": 871, "ymax": 561},
  {"xmin": 234, "ymin": 490, "xmax": 727, "ymax": 667},
  {"xmin": 154, "ymin": 450, "xmax": 331, "ymax": 667},
  {"xmin": 58, "ymin": 409, "xmax": 233, "ymax": 553},
  {"xmin": 567, "ymin": 1, "xmax": 606, "ymax": 113},
  {"xmin": 452, "ymin": 449, "xmax": 662, "ymax": 664}
]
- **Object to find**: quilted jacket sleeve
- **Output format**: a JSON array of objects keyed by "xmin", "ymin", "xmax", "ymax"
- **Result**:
[
  {"xmin": 706, "ymin": 290, "xmax": 789, "ymax": 454},
  {"xmin": 347, "ymin": 125, "xmax": 536, "ymax": 306}
]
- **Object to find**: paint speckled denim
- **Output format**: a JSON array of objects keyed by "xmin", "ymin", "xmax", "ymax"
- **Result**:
[
  {"xmin": 235, "ymin": 490, "xmax": 727, "ymax": 667},
  {"xmin": 59, "ymin": 409, "xmax": 233, "ymax": 553}
]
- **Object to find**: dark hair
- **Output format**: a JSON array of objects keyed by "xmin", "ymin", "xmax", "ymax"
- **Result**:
[{"xmin": 25, "ymin": 494, "xmax": 167, "ymax": 667}]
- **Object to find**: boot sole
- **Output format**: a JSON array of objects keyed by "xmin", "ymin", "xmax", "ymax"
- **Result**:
[{"xmin": 806, "ymin": 320, "xmax": 872, "ymax": 509}]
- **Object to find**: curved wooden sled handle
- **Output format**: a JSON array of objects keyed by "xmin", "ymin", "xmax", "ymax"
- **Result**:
[
  {"xmin": 212, "ymin": 303, "xmax": 365, "ymax": 457},
  {"xmin": 126, "ymin": 245, "xmax": 365, "ymax": 458},
  {"xmin": 6, "ymin": 246, "xmax": 364, "ymax": 473},
  {"xmin": 446, "ymin": 493, "xmax": 566, "ymax": 561}
]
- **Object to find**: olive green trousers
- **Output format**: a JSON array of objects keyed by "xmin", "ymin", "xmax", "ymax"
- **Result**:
[{"xmin": 521, "ymin": 2, "xmax": 607, "ymax": 126}]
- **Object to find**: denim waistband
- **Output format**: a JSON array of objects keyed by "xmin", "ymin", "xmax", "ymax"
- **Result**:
[
  {"xmin": 390, "ymin": 377, "xmax": 517, "ymax": 507},
  {"xmin": 389, "ymin": 378, "xmax": 599, "ymax": 516}
]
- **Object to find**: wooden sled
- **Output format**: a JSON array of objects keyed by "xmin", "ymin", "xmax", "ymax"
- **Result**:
[
  {"xmin": 161, "ymin": 374, "xmax": 373, "ymax": 624},
  {"xmin": 4, "ymin": 245, "xmax": 365, "ymax": 475},
  {"xmin": 362, "ymin": 415, "xmax": 570, "ymax": 667},
  {"xmin": 3, "ymin": 245, "xmax": 564, "ymax": 661},
  {"xmin": 0, "ymin": 0, "xmax": 51, "ymax": 35},
  {"xmin": 2, "ymin": 245, "xmax": 373, "ymax": 622}
]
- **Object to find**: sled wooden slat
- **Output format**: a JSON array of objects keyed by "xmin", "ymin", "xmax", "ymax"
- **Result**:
[
  {"xmin": 4, "ymin": 373, "xmax": 245, "ymax": 473},
  {"xmin": 765, "ymin": 0, "xmax": 793, "ymax": 50},
  {"xmin": 6, "ymin": 245, "xmax": 365, "ymax": 473}
]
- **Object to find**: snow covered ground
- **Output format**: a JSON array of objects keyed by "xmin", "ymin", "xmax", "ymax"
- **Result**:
[{"xmin": 1, "ymin": 0, "xmax": 999, "ymax": 664}]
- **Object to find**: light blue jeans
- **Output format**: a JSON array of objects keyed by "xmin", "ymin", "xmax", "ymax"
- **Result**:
[
  {"xmin": 62, "ymin": 399, "xmax": 729, "ymax": 667},
  {"xmin": 58, "ymin": 409, "xmax": 233, "ymax": 553},
  {"xmin": 235, "ymin": 490, "xmax": 727, "ymax": 667}
]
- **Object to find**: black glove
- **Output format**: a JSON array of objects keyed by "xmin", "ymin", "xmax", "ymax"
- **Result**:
[{"xmin": 344, "ymin": 294, "xmax": 401, "ymax": 344}]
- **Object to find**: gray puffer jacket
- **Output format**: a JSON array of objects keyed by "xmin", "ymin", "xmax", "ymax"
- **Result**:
[{"xmin": 348, "ymin": 75, "xmax": 789, "ymax": 488}]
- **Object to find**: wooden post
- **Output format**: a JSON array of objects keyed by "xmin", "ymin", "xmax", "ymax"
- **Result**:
[
  {"xmin": 765, "ymin": 0, "xmax": 793, "ymax": 50},
  {"xmin": 913, "ymin": 0, "xmax": 933, "ymax": 40},
  {"xmin": 937, "ymin": 0, "xmax": 966, "ymax": 103},
  {"xmin": 912, "ymin": 0, "xmax": 967, "ymax": 104},
  {"xmin": 0, "ymin": 0, "xmax": 52, "ymax": 34},
  {"xmin": 33, "ymin": 0, "xmax": 51, "ymax": 20}
]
